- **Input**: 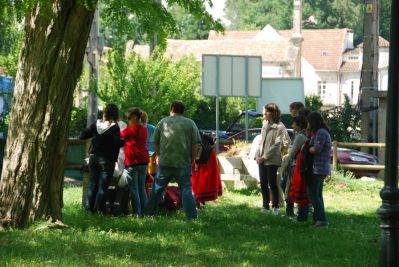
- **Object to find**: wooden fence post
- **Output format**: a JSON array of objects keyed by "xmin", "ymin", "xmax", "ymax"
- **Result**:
[{"xmin": 333, "ymin": 141, "xmax": 338, "ymax": 171}]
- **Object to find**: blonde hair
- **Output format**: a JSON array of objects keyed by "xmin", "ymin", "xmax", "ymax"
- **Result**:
[{"xmin": 141, "ymin": 110, "xmax": 149, "ymax": 124}]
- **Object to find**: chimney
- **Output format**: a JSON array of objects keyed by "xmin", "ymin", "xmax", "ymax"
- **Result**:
[
  {"xmin": 293, "ymin": 0, "xmax": 302, "ymax": 37},
  {"xmin": 291, "ymin": 0, "xmax": 303, "ymax": 77}
]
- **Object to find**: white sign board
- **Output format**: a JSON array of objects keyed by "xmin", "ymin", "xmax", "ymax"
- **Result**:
[
  {"xmin": 202, "ymin": 55, "xmax": 262, "ymax": 97},
  {"xmin": 256, "ymin": 78, "xmax": 305, "ymax": 114}
]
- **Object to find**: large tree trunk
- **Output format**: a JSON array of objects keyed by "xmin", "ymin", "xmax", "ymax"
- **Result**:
[{"xmin": 0, "ymin": 1, "xmax": 95, "ymax": 228}]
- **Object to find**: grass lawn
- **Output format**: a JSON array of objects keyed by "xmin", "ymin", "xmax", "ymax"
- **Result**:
[{"xmin": 0, "ymin": 173, "xmax": 382, "ymax": 266}]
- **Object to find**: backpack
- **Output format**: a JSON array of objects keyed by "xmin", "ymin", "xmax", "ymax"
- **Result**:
[
  {"xmin": 163, "ymin": 186, "xmax": 181, "ymax": 210},
  {"xmin": 197, "ymin": 133, "xmax": 215, "ymax": 164},
  {"xmin": 299, "ymin": 140, "xmax": 314, "ymax": 179}
]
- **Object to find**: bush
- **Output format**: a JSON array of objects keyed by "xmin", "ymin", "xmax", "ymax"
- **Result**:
[
  {"xmin": 324, "ymin": 95, "xmax": 361, "ymax": 142},
  {"xmin": 69, "ymin": 106, "xmax": 87, "ymax": 138}
]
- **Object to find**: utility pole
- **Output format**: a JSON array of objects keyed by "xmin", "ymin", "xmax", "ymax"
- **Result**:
[
  {"xmin": 359, "ymin": 0, "xmax": 379, "ymax": 150},
  {"xmin": 87, "ymin": 4, "xmax": 100, "ymax": 126}
]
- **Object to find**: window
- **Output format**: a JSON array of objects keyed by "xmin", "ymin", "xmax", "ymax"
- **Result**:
[
  {"xmin": 317, "ymin": 81, "xmax": 327, "ymax": 98},
  {"xmin": 351, "ymin": 81, "xmax": 355, "ymax": 103},
  {"xmin": 322, "ymin": 50, "xmax": 328, "ymax": 56},
  {"xmin": 348, "ymin": 55, "xmax": 359, "ymax": 61}
]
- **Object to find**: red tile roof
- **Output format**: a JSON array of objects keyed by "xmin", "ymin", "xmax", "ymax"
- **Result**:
[
  {"xmin": 130, "ymin": 39, "xmax": 298, "ymax": 63},
  {"xmin": 340, "ymin": 61, "xmax": 360, "ymax": 72},
  {"xmin": 358, "ymin": 36, "xmax": 390, "ymax": 48},
  {"xmin": 209, "ymin": 28, "xmax": 351, "ymax": 71}
]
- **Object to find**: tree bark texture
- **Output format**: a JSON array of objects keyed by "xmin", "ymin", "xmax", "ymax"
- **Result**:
[{"xmin": 0, "ymin": 1, "xmax": 95, "ymax": 228}]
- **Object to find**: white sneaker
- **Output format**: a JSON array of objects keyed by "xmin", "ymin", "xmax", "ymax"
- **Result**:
[
  {"xmin": 260, "ymin": 207, "xmax": 269, "ymax": 213},
  {"xmin": 272, "ymin": 208, "xmax": 279, "ymax": 215}
]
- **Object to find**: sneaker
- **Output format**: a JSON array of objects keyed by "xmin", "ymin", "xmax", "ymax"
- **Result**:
[
  {"xmin": 272, "ymin": 208, "xmax": 279, "ymax": 215},
  {"xmin": 313, "ymin": 220, "xmax": 328, "ymax": 228},
  {"xmin": 260, "ymin": 207, "xmax": 269, "ymax": 213}
]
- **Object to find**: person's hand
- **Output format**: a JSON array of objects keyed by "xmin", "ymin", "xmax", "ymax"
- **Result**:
[{"xmin": 256, "ymin": 156, "xmax": 265, "ymax": 164}]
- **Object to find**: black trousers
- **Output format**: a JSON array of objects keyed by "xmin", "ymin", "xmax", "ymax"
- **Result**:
[{"xmin": 258, "ymin": 164, "xmax": 279, "ymax": 208}]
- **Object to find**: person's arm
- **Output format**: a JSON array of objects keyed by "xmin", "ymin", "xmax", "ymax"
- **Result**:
[
  {"xmin": 309, "ymin": 130, "xmax": 327, "ymax": 154},
  {"xmin": 288, "ymin": 134, "xmax": 307, "ymax": 160},
  {"xmin": 192, "ymin": 144, "xmax": 199, "ymax": 163},
  {"xmin": 112, "ymin": 126, "xmax": 124, "ymax": 148},
  {"xmin": 79, "ymin": 123, "xmax": 95, "ymax": 140},
  {"xmin": 264, "ymin": 126, "xmax": 284, "ymax": 161}
]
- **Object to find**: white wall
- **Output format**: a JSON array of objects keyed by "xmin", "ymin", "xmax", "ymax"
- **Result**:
[
  {"xmin": 317, "ymin": 72, "xmax": 339, "ymax": 106},
  {"xmin": 302, "ymin": 58, "xmax": 320, "ymax": 95},
  {"xmin": 379, "ymin": 68, "xmax": 389, "ymax": 91},
  {"xmin": 340, "ymin": 72, "xmax": 361, "ymax": 104}
]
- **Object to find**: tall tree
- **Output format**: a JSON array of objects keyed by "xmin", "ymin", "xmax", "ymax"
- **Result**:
[
  {"xmin": 168, "ymin": 4, "xmax": 210, "ymax": 39},
  {"xmin": 0, "ymin": 0, "xmax": 222, "ymax": 228},
  {"xmin": 225, "ymin": 0, "xmax": 293, "ymax": 30}
]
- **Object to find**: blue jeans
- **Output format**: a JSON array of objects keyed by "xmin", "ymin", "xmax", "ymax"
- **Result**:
[
  {"xmin": 86, "ymin": 154, "xmax": 115, "ymax": 213},
  {"xmin": 144, "ymin": 164, "xmax": 197, "ymax": 219},
  {"xmin": 307, "ymin": 174, "xmax": 327, "ymax": 223},
  {"xmin": 126, "ymin": 165, "xmax": 148, "ymax": 216}
]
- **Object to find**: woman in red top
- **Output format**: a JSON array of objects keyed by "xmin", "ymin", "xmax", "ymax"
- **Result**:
[{"xmin": 121, "ymin": 108, "xmax": 149, "ymax": 216}]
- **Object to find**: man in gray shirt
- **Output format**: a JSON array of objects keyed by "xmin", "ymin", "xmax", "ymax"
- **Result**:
[{"xmin": 145, "ymin": 100, "xmax": 201, "ymax": 219}]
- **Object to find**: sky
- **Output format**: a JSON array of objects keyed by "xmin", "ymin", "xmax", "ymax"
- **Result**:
[{"xmin": 206, "ymin": 0, "xmax": 230, "ymax": 25}]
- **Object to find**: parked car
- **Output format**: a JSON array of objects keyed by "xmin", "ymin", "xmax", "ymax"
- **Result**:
[
  {"xmin": 218, "ymin": 128, "xmax": 261, "ymax": 152},
  {"xmin": 200, "ymin": 109, "xmax": 262, "ymax": 140},
  {"xmin": 219, "ymin": 128, "xmax": 379, "ymax": 177},
  {"xmin": 286, "ymin": 129, "xmax": 380, "ymax": 177}
]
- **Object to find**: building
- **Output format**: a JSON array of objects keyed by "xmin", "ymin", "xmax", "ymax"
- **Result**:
[{"xmin": 129, "ymin": 25, "xmax": 389, "ymax": 108}]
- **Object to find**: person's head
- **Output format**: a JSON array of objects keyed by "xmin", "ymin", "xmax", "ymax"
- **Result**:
[
  {"xmin": 263, "ymin": 103, "xmax": 281, "ymax": 123},
  {"xmin": 103, "ymin": 103, "xmax": 119, "ymax": 122},
  {"xmin": 289, "ymin": 102, "xmax": 305, "ymax": 117},
  {"xmin": 170, "ymin": 100, "xmax": 185, "ymax": 115},
  {"xmin": 292, "ymin": 115, "xmax": 307, "ymax": 132},
  {"xmin": 141, "ymin": 111, "xmax": 149, "ymax": 125},
  {"xmin": 307, "ymin": 111, "xmax": 329, "ymax": 133},
  {"xmin": 126, "ymin": 107, "xmax": 142, "ymax": 125},
  {"xmin": 298, "ymin": 107, "xmax": 311, "ymax": 118}
]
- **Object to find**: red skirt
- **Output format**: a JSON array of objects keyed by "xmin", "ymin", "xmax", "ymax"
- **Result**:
[
  {"xmin": 192, "ymin": 149, "xmax": 223, "ymax": 203},
  {"xmin": 289, "ymin": 150, "xmax": 311, "ymax": 208}
]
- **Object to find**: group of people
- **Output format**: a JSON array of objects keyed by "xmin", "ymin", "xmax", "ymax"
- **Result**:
[
  {"xmin": 79, "ymin": 100, "xmax": 222, "ymax": 220},
  {"xmin": 255, "ymin": 102, "xmax": 332, "ymax": 227}
]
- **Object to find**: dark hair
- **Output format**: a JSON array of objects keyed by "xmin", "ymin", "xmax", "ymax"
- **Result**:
[
  {"xmin": 170, "ymin": 100, "xmax": 185, "ymax": 114},
  {"xmin": 298, "ymin": 107, "xmax": 311, "ymax": 117},
  {"xmin": 127, "ymin": 107, "xmax": 142, "ymax": 120},
  {"xmin": 264, "ymin": 103, "xmax": 281, "ymax": 123},
  {"xmin": 103, "ymin": 103, "xmax": 119, "ymax": 121},
  {"xmin": 292, "ymin": 115, "xmax": 307, "ymax": 130},
  {"xmin": 307, "ymin": 111, "xmax": 329, "ymax": 132},
  {"xmin": 289, "ymin": 101, "xmax": 304, "ymax": 111}
]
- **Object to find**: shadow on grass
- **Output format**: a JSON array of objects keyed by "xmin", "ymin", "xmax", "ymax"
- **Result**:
[
  {"xmin": 231, "ymin": 187, "xmax": 261, "ymax": 196},
  {"xmin": 0, "ymin": 188, "xmax": 380, "ymax": 267}
]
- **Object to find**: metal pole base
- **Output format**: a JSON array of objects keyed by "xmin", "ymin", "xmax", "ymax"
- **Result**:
[{"xmin": 377, "ymin": 187, "xmax": 399, "ymax": 266}]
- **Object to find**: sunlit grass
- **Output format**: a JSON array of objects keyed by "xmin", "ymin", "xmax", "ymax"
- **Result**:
[{"xmin": 0, "ymin": 173, "xmax": 382, "ymax": 266}]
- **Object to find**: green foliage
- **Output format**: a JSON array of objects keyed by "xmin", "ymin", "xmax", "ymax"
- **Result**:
[
  {"xmin": 324, "ymin": 95, "xmax": 361, "ymax": 142},
  {"xmin": 225, "ymin": 0, "xmax": 293, "ymax": 30},
  {"xmin": 380, "ymin": 0, "xmax": 391, "ymax": 41},
  {"xmin": 168, "ymin": 4, "xmax": 210, "ymax": 40},
  {"xmin": 99, "ymin": 48, "xmax": 202, "ymax": 124},
  {"xmin": 0, "ymin": 184, "xmax": 381, "ymax": 266},
  {"xmin": 305, "ymin": 94, "xmax": 323, "ymax": 111},
  {"xmin": 69, "ymin": 106, "xmax": 88, "ymax": 138},
  {"xmin": 102, "ymin": 0, "xmax": 223, "ymax": 48}
]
